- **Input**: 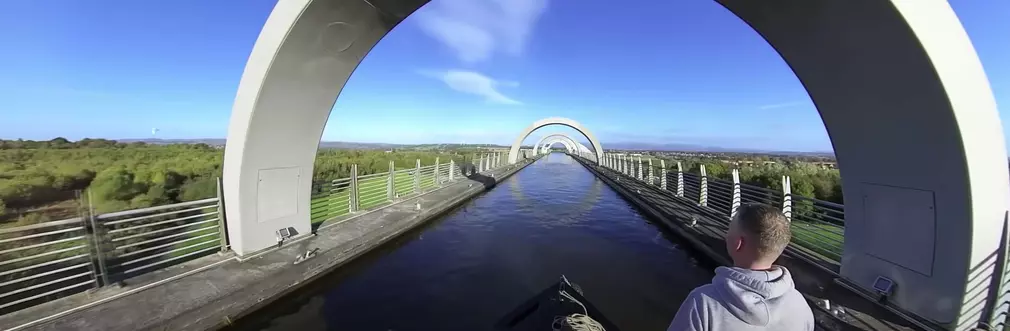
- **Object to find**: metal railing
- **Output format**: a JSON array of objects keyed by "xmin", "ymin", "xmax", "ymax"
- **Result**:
[
  {"xmin": 1, "ymin": 186, "xmax": 227, "ymax": 315},
  {"xmin": 0, "ymin": 153, "xmax": 523, "ymax": 317},
  {"xmin": 0, "ymin": 216, "xmax": 95, "ymax": 315},
  {"xmin": 310, "ymin": 154, "xmax": 508, "ymax": 225},
  {"xmin": 96, "ymin": 198, "xmax": 224, "ymax": 282},
  {"xmin": 595, "ymin": 153, "xmax": 846, "ymax": 268}
]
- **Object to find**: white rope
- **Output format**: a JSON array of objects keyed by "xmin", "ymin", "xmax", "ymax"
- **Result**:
[
  {"xmin": 550, "ymin": 290, "xmax": 605, "ymax": 331},
  {"xmin": 552, "ymin": 314, "xmax": 606, "ymax": 331}
]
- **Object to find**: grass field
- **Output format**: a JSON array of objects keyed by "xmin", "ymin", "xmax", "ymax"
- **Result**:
[{"xmin": 789, "ymin": 220, "xmax": 844, "ymax": 262}]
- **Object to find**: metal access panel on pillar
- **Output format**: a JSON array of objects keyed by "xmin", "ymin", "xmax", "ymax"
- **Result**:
[{"xmin": 841, "ymin": 183, "xmax": 946, "ymax": 323}]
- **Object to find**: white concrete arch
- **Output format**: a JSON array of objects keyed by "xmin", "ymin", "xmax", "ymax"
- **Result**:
[
  {"xmin": 541, "ymin": 140, "xmax": 574, "ymax": 153},
  {"xmin": 223, "ymin": 1, "xmax": 1009, "ymax": 326},
  {"xmin": 541, "ymin": 141, "xmax": 572, "ymax": 154},
  {"xmin": 507, "ymin": 117, "xmax": 604, "ymax": 165},
  {"xmin": 541, "ymin": 139, "xmax": 590, "ymax": 155},
  {"xmin": 535, "ymin": 134, "xmax": 582, "ymax": 154}
]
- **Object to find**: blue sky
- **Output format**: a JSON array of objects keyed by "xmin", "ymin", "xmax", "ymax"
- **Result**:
[{"xmin": 0, "ymin": 0, "xmax": 1008, "ymax": 152}]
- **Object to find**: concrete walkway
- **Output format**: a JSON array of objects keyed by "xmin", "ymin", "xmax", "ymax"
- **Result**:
[
  {"xmin": 570, "ymin": 155, "xmax": 927, "ymax": 331},
  {"xmin": 0, "ymin": 157, "xmax": 539, "ymax": 331}
]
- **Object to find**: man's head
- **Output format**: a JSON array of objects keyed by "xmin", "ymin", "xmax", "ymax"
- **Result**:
[{"xmin": 725, "ymin": 203, "xmax": 791, "ymax": 269}]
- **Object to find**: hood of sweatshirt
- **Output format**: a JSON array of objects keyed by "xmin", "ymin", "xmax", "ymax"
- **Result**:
[{"xmin": 711, "ymin": 266, "xmax": 797, "ymax": 327}]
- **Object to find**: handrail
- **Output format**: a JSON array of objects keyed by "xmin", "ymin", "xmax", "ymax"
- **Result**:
[
  {"xmin": 738, "ymin": 182, "xmax": 780, "ymax": 195},
  {"xmin": 96, "ymin": 198, "xmax": 217, "ymax": 220},
  {"xmin": 793, "ymin": 195, "xmax": 844, "ymax": 210},
  {"xmin": 0, "ymin": 218, "xmax": 83, "ymax": 235}
]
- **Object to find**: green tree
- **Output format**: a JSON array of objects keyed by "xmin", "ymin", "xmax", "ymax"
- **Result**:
[{"xmin": 180, "ymin": 177, "xmax": 217, "ymax": 201}]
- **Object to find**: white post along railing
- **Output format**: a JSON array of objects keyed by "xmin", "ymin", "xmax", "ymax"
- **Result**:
[{"xmin": 571, "ymin": 153, "xmax": 846, "ymax": 268}]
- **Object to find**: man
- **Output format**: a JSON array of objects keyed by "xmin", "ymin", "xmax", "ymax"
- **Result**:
[{"xmin": 667, "ymin": 203, "xmax": 814, "ymax": 331}]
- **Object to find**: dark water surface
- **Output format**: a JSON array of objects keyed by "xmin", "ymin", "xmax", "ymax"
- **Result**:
[{"xmin": 231, "ymin": 153, "xmax": 712, "ymax": 331}]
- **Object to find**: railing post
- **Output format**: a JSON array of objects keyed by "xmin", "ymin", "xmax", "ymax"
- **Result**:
[
  {"xmin": 449, "ymin": 159, "xmax": 456, "ymax": 181},
  {"xmin": 731, "ymin": 169, "xmax": 741, "ymax": 218},
  {"xmin": 215, "ymin": 177, "xmax": 230, "ymax": 251},
  {"xmin": 349, "ymin": 164, "xmax": 359, "ymax": 212},
  {"xmin": 414, "ymin": 159, "xmax": 421, "ymax": 193},
  {"xmin": 435, "ymin": 157, "xmax": 440, "ymax": 185},
  {"xmin": 781, "ymin": 175, "xmax": 792, "ymax": 221},
  {"xmin": 648, "ymin": 159, "xmax": 654, "ymax": 185},
  {"xmin": 660, "ymin": 160, "xmax": 668, "ymax": 190},
  {"xmin": 77, "ymin": 191, "xmax": 101, "ymax": 289},
  {"xmin": 676, "ymin": 161, "xmax": 684, "ymax": 197},
  {"xmin": 387, "ymin": 160, "xmax": 395, "ymax": 200},
  {"xmin": 637, "ymin": 156, "xmax": 644, "ymax": 180},
  {"xmin": 699, "ymin": 164, "xmax": 708, "ymax": 207},
  {"xmin": 626, "ymin": 155, "xmax": 632, "ymax": 176},
  {"xmin": 85, "ymin": 189, "xmax": 112, "ymax": 287}
]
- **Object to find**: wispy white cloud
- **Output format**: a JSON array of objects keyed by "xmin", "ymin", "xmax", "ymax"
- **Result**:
[
  {"xmin": 415, "ymin": 0, "xmax": 548, "ymax": 63},
  {"xmin": 758, "ymin": 101, "xmax": 805, "ymax": 110},
  {"xmin": 418, "ymin": 69, "xmax": 522, "ymax": 105}
]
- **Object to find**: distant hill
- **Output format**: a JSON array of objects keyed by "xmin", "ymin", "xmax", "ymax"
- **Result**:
[
  {"xmin": 115, "ymin": 139, "xmax": 511, "ymax": 150},
  {"xmin": 603, "ymin": 141, "xmax": 833, "ymax": 156},
  {"xmin": 318, "ymin": 141, "xmax": 404, "ymax": 149},
  {"xmin": 118, "ymin": 138, "xmax": 226, "ymax": 146},
  {"xmin": 113, "ymin": 138, "xmax": 831, "ymax": 156}
]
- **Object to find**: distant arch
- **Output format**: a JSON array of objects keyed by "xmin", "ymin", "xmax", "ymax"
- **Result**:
[
  {"xmin": 535, "ymin": 134, "xmax": 580, "ymax": 154},
  {"xmin": 543, "ymin": 140, "xmax": 590, "ymax": 154},
  {"xmin": 507, "ymin": 117, "xmax": 603, "ymax": 165},
  {"xmin": 541, "ymin": 140, "xmax": 574, "ymax": 153}
]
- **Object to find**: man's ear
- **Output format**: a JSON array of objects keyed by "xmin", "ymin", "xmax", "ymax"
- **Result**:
[{"xmin": 733, "ymin": 236, "xmax": 744, "ymax": 252}]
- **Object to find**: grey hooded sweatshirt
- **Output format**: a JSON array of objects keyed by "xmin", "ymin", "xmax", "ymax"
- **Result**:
[{"xmin": 667, "ymin": 266, "xmax": 813, "ymax": 331}]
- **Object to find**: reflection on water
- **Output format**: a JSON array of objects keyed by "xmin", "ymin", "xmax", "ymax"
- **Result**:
[{"xmin": 230, "ymin": 153, "xmax": 712, "ymax": 331}]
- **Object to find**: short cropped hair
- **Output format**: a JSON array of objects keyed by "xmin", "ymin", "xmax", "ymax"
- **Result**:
[{"xmin": 735, "ymin": 203, "xmax": 791, "ymax": 259}]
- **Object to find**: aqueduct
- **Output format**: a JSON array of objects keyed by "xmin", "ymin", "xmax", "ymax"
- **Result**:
[{"xmin": 219, "ymin": 0, "xmax": 1010, "ymax": 327}]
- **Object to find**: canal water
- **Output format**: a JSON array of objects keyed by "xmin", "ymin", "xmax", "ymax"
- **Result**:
[{"xmin": 230, "ymin": 153, "xmax": 713, "ymax": 331}]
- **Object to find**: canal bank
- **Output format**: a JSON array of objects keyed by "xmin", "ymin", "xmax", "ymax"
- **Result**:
[
  {"xmin": 0, "ymin": 156, "xmax": 541, "ymax": 331},
  {"xmin": 225, "ymin": 153, "xmax": 712, "ymax": 331},
  {"xmin": 569, "ymin": 154, "xmax": 924, "ymax": 331}
]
